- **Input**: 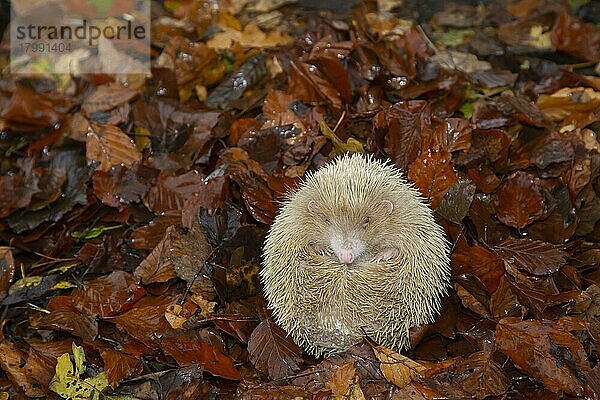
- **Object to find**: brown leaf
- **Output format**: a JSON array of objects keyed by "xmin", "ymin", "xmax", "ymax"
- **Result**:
[
  {"xmin": 82, "ymin": 83, "xmax": 139, "ymax": 115},
  {"xmin": 161, "ymin": 330, "xmax": 241, "ymax": 380},
  {"xmin": 86, "ymin": 123, "xmax": 142, "ymax": 172},
  {"xmin": 144, "ymin": 170, "xmax": 205, "ymax": 213},
  {"xmin": 408, "ymin": 148, "xmax": 457, "ymax": 208},
  {"xmin": 248, "ymin": 318, "xmax": 302, "ymax": 380},
  {"xmin": 494, "ymin": 171, "xmax": 546, "ymax": 229},
  {"xmin": 1, "ymin": 86, "xmax": 68, "ymax": 129},
  {"xmin": 382, "ymin": 101, "xmax": 431, "ymax": 172},
  {"xmin": 455, "ymin": 280, "xmax": 491, "ymax": 318},
  {"xmin": 92, "ymin": 164, "xmax": 151, "ymax": 208},
  {"xmin": 433, "ymin": 351, "xmax": 510, "ymax": 399},
  {"xmin": 130, "ymin": 211, "xmax": 182, "ymax": 250},
  {"xmin": 181, "ymin": 176, "xmax": 229, "ymax": 228},
  {"xmin": 0, "ymin": 341, "xmax": 45, "ymax": 397},
  {"xmin": 495, "ymin": 317, "xmax": 591, "ymax": 396},
  {"xmin": 326, "ymin": 361, "xmax": 367, "ymax": 399},
  {"xmin": 98, "ymin": 345, "xmax": 144, "ymax": 389},
  {"xmin": 164, "ymin": 224, "xmax": 215, "ymax": 298},
  {"xmin": 452, "ymin": 240, "xmax": 504, "ymax": 293},
  {"xmin": 551, "ymin": 12, "xmax": 600, "ymax": 63},
  {"xmin": 110, "ymin": 295, "xmax": 178, "ymax": 350},
  {"xmin": 287, "ymin": 60, "xmax": 341, "ymax": 109},
  {"xmin": 0, "ymin": 247, "xmax": 15, "ymax": 301},
  {"xmin": 493, "ymin": 238, "xmax": 567, "ymax": 276},
  {"xmin": 494, "ymin": 94, "xmax": 550, "ymax": 128},
  {"xmin": 536, "ymin": 87, "xmax": 600, "ymax": 121},
  {"xmin": 489, "ymin": 276, "xmax": 521, "ymax": 318},
  {"xmin": 434, "ymin": 178, "xmax": 476, "ymax": 224},
  {"xmin": 374, "ymin": 346, "xmax": 426, "ymax": 389},
  {"xmin": 31, "ymin": 310, "xmax": 98, "ymax": 341},
  {"xmin": 134, "ymin": 226, "xmax": 177, "ymax": 285},
  {"xmin": 25, "ymin": 338, "xmax": 73, "ymax": 390},
  {"xmin": 71, "ymin": 270, "xmax": 145, "ymax": 318},
  {"xmin": 221, "ymin": 148, "xmax": 281, "ymax": 224}
]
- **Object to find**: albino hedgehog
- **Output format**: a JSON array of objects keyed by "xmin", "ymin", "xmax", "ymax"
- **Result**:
[{"xmin": 261, "ymin": 153, "xmax": 451, "ymax": 357}]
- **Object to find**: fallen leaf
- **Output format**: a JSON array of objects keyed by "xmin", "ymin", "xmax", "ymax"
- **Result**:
[
  {"xmin": 374, "ymin": 345, "xmax": 426, "ymax": 388},
  {"xmin": 0, "ymin": 247, "xmax": 15, "ymax": 301},
  {"xmin": 551, "ymin": 12, "xmax": 600, "ymax": 63},
  {"xmin": 494, "ymin": 171, "xmax": 546, "ymax": 229},
  {"xmin": 71, "ymin": 270, "xmax": 145, "ymax": 318},
  {"xmin": 495, "ymin": 317, "xmax": 591, "ymax": 396},
  {"xmin": 86, "ymin": 123, "xmax": 142, "ymax": 172},
  {"xmin": 247, "ymin": 318, "xmax": 302, "ymax": 380},
  {"xmin": 493, "ymin": 238, "xmax": 567, "ymax": 276},
  {"xmin": 161, "ymin": 330, "xmax": 241, "ymax": 380},
  {"xmin": 408, "ymin": 148, "xmax": 457, "ymax": 208}
]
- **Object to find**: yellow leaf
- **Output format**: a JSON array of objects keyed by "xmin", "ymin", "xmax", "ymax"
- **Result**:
[
  {"xmin": 319, "ymin": 120, "xmax": 364, "ymax": 155},
  {"xmin": 49, "ymin": 343, "xmax": 109, "ymax": 400},
  {"xmin": 373, "ymin": 345, "xmax": 427, "ymax": 388}
]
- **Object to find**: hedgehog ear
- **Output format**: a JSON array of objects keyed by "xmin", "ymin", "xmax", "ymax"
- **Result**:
[
  {"xmin": 382, "ymin": 200, "xmax": 394, "ymax": 215},
  {"xmin": 307, "ymin": 200, "xmax": 316, "ymax": 213}
]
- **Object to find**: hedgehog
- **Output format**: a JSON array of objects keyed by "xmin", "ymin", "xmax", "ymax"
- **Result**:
[{"xmin": 260, "ymin": 153, "xmax": 451, "ymax": 357}]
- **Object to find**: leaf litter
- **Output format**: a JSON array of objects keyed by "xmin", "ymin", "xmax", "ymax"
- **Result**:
[{"xmin": 0, "ymin": 0, "xmax": 600, "ymax": 399}]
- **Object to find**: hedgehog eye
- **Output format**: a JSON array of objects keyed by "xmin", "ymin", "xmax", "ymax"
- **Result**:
[{"xmin": 362, "ymin": 217, "xmax": 370, "ymax": 228}]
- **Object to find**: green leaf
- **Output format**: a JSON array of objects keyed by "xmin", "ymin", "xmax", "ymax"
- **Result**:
[
  {"xmin": 434, "ymin": 28, "xmax": 475, "ymax": 47},
  {"xmin": 459, "ymin": 102, "xmax": 473, "ymax": 119},
  {"xmin": 71, "ymin": 224, "xmax": 122, "ymax": 240}
]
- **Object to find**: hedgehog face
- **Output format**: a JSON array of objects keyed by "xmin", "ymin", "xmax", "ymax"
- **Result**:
[{"xmin": 307, "ymin": 199, "xmax": 396, "ymax": 265}]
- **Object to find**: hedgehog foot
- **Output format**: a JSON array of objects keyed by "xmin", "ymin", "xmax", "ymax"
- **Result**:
[
  {"xmin": 311, "ymin": 243, "xmax": 331, "ymax": 256},
  {"xmin": 373, "ymin": 247, "xmax": 399, "ymax": 262}
]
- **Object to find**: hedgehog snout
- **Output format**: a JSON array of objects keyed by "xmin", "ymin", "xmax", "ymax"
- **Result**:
[{"xmin": 331, "ymin": 233, "xmax": 366, "ymax": 264}]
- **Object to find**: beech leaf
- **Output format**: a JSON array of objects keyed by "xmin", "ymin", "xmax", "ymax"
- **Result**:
[
  {"xmin": 247, "ymin": 318, "xmax": 302, "ymax": 380},
  {"xmin": 493, "ymin": 238, "xmax": 567, "ymax": 276}
]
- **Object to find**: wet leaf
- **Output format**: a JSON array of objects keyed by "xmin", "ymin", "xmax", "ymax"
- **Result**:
[
  {"xmin": 31, "ymin": 309, "xmax": 99, "ymax": 341},
  {"xmin": 144, "ymin": 170, "xmax": 205, "ymax": 213},
  {"xmin": 71, "ymin": 270, "xmax": 145, "ymax": 318},
  {"xmin": 71, "ymin": 224, "xmax": 122, "ymax": 240},
  {"xmin": 381, "ymin": 101, "xmax": 431, "ymax": 172},
  {"xmin": 408, "ymin": 148, "xmax": 457, "ymax": 208},
  {"xmin": 97, "ymin": 345, "xmax": 144, "ymax": 389},
  {"xmin": 493, "ymin": 238, "xmax": 567, "ymax": 276},
  {"xmin": 161, "ymin": 330, "xmax": 241, "ymax": 380},
  {"xmin": 0, "ymin": 247, "xmax": 15, "ymax": 301},
  {"xmin": 134, "ymin": 225, "xmax": 177, "ymax": 285},
  {"xmin": 248, "ymin": 318, "xmax": 302, "ymax": 380},
  {"xmin": 205, "ymin": 54, "xmax": 267, "ymax": 109},
  {"xmin": 496, "ymin": 317, "xmax": 591, "ymax": 396},
  {"xmin": 86, "ymin": 123, "xmax": 142, "ymax": 172},
  {"xmin": 82, "ymin": 83, "xmax": 139, "ymax": 115},
  {"xmin": 130, "ymin": 211, "xmax": 182, "ymax": 250},
  {"xmin": 434, "ymin": 178, "xmax": 476, "ymax": 224},
  {"xmin": 110, "ymin": 296, "xmax": 178, "ymax": 350},
  {"xmin": 429, "ymin": 351, "xmax": 510, "ymax": 399},
  {"xmin": 288, "ymin": 60, "xmax": 342, "ymax": 110},
  {"xmin": 92, "ymin": 164, "xmax": 152, "ymax": 208},
  {"xmin": 494, "ymin": 171, "xmax": 546, "ymax": 229},
  {"xmin": 0, "ymin": 340, "xmax": 45, "ymax": 397},
  {"xmin": 452, "ymin": 240, "xmax": 505, "ymax": 293}
]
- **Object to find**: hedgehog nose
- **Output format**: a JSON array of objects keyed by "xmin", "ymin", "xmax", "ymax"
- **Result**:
[{"xmin": 339, "ymin": 249, "xmax": 354, "ymax": 264}]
